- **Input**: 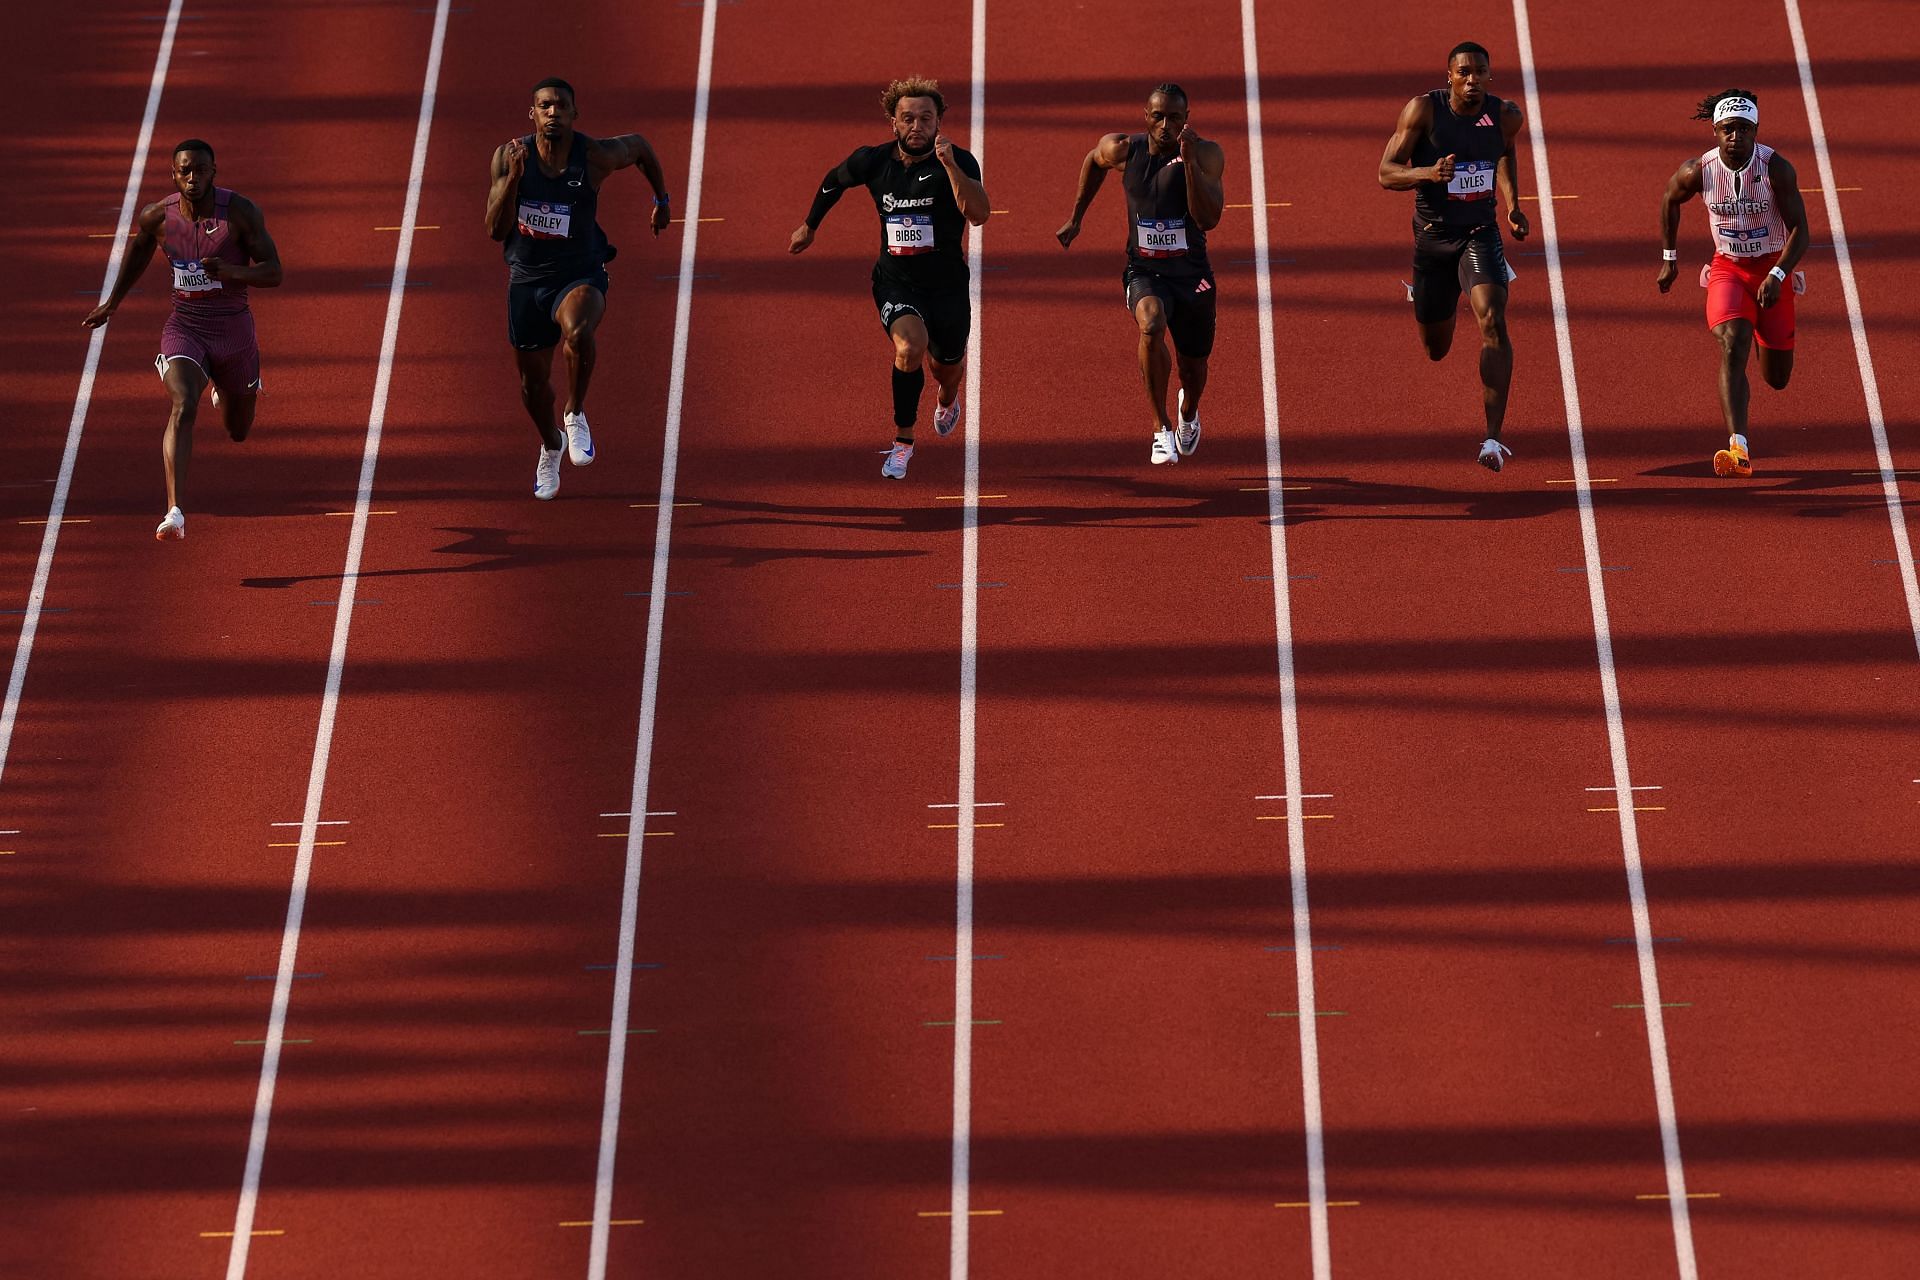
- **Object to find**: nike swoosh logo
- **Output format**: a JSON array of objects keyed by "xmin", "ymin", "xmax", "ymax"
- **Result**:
[
  {"xmin": 820, "ymin": 185, "xmax": 834, "ymax": 194},
  {"xmin": 918, "ymin": 171, "xmax": 936, "ymax": 181}
]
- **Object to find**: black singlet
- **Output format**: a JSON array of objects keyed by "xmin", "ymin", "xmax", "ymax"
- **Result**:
[
  {"xmin": 809, "ymin": 143, "xmax": 981, "ymax": 291},
  {"xmin": 503, "ymin": 133, "xmax": 606, "ymax": 284},
  {"xmin": 1410, "ymin": 90, "xmax": 1508, "ymax": 228},
  {"xmin": 1121, "ymin": 134, "xmax": 1210, "ymax": 279}
]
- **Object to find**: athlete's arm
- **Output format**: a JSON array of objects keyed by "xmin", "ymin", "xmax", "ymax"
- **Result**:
[
  {"xmin": 206, "ymin": 197, "xmax": 282, "ymax": 288},
  {"xmin": 593, "ymin": 133, "xmax": 672, "ymax": 235},
  {"xmin": 1379, "ymin": 95, "xmax": 1447, "ymax": 189},
  {"xmin": 1759, "ymin": 152, "xmax": 1808, "ymax": 309},
  {"xmin": 82, "ymin": 201, "xmax": 164, "ymax": 328},
  {"xmin": 935, "ymin": 136, "xmax": 990, "ymax": 226},
  {"xmin": 790, "ymin": 148, "xmax": 870, "ymax": 254},
  {"xmin": 1181, "ymin": 132, "xmax": 1226, "ymax": 231},
  {"xmin": 1056, "ymin": 132, "xmax": 1129, "ymax": 249},
  {"xmin": 1656, "ymin": 158, "xmax": 1702, "ymax": 293},
  {"xmin": 1496, "ymin": 99, "xmax": 1530, "ymax": 240},
  {"xmin": 485, "ymin": 138, "xmax": 527, "ymax": 241}
]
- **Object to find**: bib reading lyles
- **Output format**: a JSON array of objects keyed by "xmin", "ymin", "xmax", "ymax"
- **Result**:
[
  {"xmin": 1447, "ymin": 160, "xmax": 1495, "ymax": 200},
  {"xmin": 517, "ymin": 199, "xmax": 572, "ymax": 240},
  {"xmin": 1135, "ymin": 218, "xmax": 1189, "ymax": 257},
  {"xmin": 171, "ymin": 259, "xmax": 222, "ymax": 296},
  {"xmin": 884, "ymin": 213, "xmax": 934, "ymax": 255}
]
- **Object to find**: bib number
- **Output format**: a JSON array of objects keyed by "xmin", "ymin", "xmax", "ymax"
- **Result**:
[
  {"xmin": 1446, "ymin": 161, "xmax": 1495, "ymax": 200},
  {"xmin": 1716, "ymin": 224, "xmax": 1773, "ymax": 255},
  {"xmin": 1135, "ymin": 218, "xmax": 1189, "ymax": 257},
  {"xmin": 884, "ymin": 213, "xmax": 935, "ymax": 255},
  {"xmin": 171, "ymin": 260, "xmax": 222, "ymax": 295},
  {"xmin": 517, "ymin": 200, "xmax": 573, "ymax": 240}
]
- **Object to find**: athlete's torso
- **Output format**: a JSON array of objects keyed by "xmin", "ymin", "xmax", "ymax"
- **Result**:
[
  {"xmin": 846, "ymin": 142, "xmax": 977, "ymax": 290},
  {"xmin": 504, "ymin": 133, "xmax": 606, "ymax": 283},
  {"xmin": 1700, "ymin": 143, "xmax": 1786, "ymax": 260},
  {"xmin": 161, "ymin": 188, "xmax": 248, "ymax": 315},
  {"xmin": 1121, "ymin": 134, "xmax": 1210, "ymax": 277},
  {"xmin": 1412, "ymin": 90, "xmax": 1507, "ymax": 227}
]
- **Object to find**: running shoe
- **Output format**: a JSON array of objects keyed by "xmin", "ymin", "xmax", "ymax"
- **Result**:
[
  {"xmin": 1713, "ymin": 436, "xmax": 1752, "ymax": 477},
  {"xmin": 1151, "ymin": 428, "xmax": 1179, "ymax": 465},
  {"xmin": 934, "ymin": 394, "xmax": 962, "ymax": 438},
  {"xmin": 155, "ymin": 506, "xmax": 185, "ymax": 541},
  {"xmin": 1477, "ymin": 437, "xmax": 1512, "ymax": 473},
  {"xmin": 564, "ymin": 411, "xmax": 595, "ymax": 466},
  {"xmin": 535, "ymin": 445, "xmax": 563, "ymax": 500},
  {"xmin": 882, "ymin": 440, "xmax": 914, "ymax": 480},
  {"xmin": 1175, "ymin": 390, "xmax": 1202, "ymax": 456}
]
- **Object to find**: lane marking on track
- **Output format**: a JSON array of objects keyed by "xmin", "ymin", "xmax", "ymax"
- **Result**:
[
  {"xmin": 938, "ymin": 493, "xmax": 1005, "ymax": 500},
  {"xmin": 17, "ymin": 518, "xmax": 90, "ymax": 525},
  {"xmin": 1268, "ymin": 1011, "xmax": 1347, "ymax": 1018},
  {"xmin": 1510, "ymin": 4, "xmax": 1697, "ymax": 1274},
  {"xmin": 588, "ymin": 5, "xmax": 719, "ymax": 1274},
  {"xmin": 928, "ymin": 822, "xmax": 1003, "ymax": 830},
  {"xmin": 1225, "ymin": 202, "xmax": 1292, "ymax": 208},
  {"xmin": 578, "ymin": 1029, "xmax": 658, "ymax": 1036},
  {"xmin": 323, "ymin": 509, "xmax": 395, "ymax": 517},
  {"xmin": 1278, "ymin": 1201, "xmax": 1359, "ymax": 1208},
  {"xmin": 929, "ymin": 802, "xmax": 1003, "ymax": 808},
  {"xmin": 585, "ymin": 963, "xmax": 663, "ymax": 972},
  {"xmin": 1801, "ymin": 186, "xmax": 1861, "ymax": 193},
  {"xmin": 920, "ymin": 1210, "xmax": 1003, "ymax": 1217},
  {"xmin": 599, "ymin": 811, "xmax": 675, "ymax": 817},
  {"xmin": 1546, "ymin": 477, "xmax": 1616, "ymax": 484},
  {"xmin": 563, "ymin": 1220, "xmax": 643, "ymax": 1227},
  {"xmin": 373, "ymin": 224, "xmax": 438, "ymax": 230},
  {"xmin": 1519, "ymin": 193, "xmax": 1578, "ymax": 200},
  {"xmin": 1615, "ymin": 1003, "xmax": 1692, "ymax": 1010},
  {"xmin": 1240, "ymin": 485, "xmax": 1309, "ymax": 491},
  {"xmin": 928, "ymin": 954, "xmax": 1005, "ymax": 961},
  {"xmin": 622, "ymin": 591, "xmax": 692, "ymax": 598},
  {"xmin": 267, "ymin": 840, "xmax": 345, "ymax": 848},
  {"xmin": 629, "ymin": 501, "xmax": 702, "ymax": 508},
  {"xmin": 0, "ymin": 0, "xmax": 182, "ymax": 795},
  {"xmin": 270, "ymin": 820, "xmax": 347, "ymax": 826},
  {"xmin": 244, "ymin": 973, "xmax": 322, "ymax": 980},
  {"xmin": 667, "ymin": 217, "xmax": 724, "ymax": 223},
  {"xmin": 1265, "ymin": 944, "xmax": 1342, "ymax": 952},
  {"xmin": 201, "ymin": 1231, "xmax": 283, "ymax": 1238},
  {"xmin": 1637, "ymin": 1193, "xmax": 1720, "ymax": 1201},
  {"xmin": 222, "ymin": 5, "xmax": 452, "ymax": 1275},
  {"xmin": 234, "ymin": 1039, "xmax": 311, "ymax": 1046},
  {"xmin": 1586, "ymin": 785, "xmax": 1660, "ymax": 791},
  {"xmin": 1607, "ymin": 937, "xmax": 1682, "ymax": 945},
  {"xmin": 1239, "ymin": 5, "xmax": 1332, "ymax": 1274},
  {"xmin": 926, "ymin": 1019, "xmax": 1001, "ymax": 1027},
  {"xmin": 1255, "ymin": 793, "xmax": 1330, "ymax": 800},
  {"xmin": 1782, "ymin": 0, "xmax": 1920, "ymax": 658},
  {"xmin": 1588, "ymin": 806, "xmax": 1665, "ymax": 813}
]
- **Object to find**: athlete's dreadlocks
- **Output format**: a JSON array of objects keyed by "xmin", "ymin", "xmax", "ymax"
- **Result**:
[{"xmin": 1694, "ymin": 88, "xmax": 1758, "ymax": 121}]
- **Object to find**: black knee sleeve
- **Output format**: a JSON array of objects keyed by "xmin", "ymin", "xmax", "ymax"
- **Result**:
[{"xmin": 892, "ymin": 365, "xmax": 925, "ymax": 430}]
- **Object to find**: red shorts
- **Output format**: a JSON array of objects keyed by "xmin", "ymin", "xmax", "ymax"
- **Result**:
[
  {"xmin": 1704, "ymin": 253, "xmax": 1795, "ymax": 350},
  {"xmin": 158, "ymin": 306, "xmax": 261, "ymax": 393}
]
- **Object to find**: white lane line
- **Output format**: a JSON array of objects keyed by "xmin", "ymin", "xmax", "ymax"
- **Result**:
[
  {"xmin": 1781, "ymin": 0, "xmax": 1920, "ymax": 659},
  {"xmin": 1509, "ymin": 4, "xmax": 1697, "ymax": 1276},
  {"xmin": 0, "ymin": 0, "xmax": 183, "ymax": 790},
  {"xmin": 948, "ymin": 3, "xmax": 987, "ymax": 1274},
  {"xmin": 223, "ymin": 3, "xmax": 452, "ymax": 1274},
  {"xmin": 587, "ymin": 2, "xmax": 719, "ymax": 1274},
  {"xmin": 1240, "ymin": 4, "xmax": 1330, "ymax": 1275}
]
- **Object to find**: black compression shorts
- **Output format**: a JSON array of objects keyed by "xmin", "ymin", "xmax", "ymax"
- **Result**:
[
  {"xmin": 1124, "ymin": 267, "xmax": 1217, "ymax": 359},
  {"xmin": 1411, "ymin": 220, "xmax": 1510, "ymax": 325},
  {"xmin": 872, "ymin": 278, "xmax": 971, "ymax": 365},
  {"xmin": 507, "ymin": 268, "xmax": 609, "ymax": 352}
]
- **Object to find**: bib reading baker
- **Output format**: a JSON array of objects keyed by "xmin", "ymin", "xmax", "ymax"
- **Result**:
[
  {"xmin": 1121, "ymin": 135, "xmax": 1209, "ymax": 279},
  {"xmin": 1135, "ymin": 218, "xmax": 1189, "ymax": 258}
]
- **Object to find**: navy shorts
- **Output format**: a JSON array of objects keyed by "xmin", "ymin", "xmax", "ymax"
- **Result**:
[
  {"xmin": 1124, "ymin": 267, "xmax": 1217, "ymax": 359},
  {"xmin": 507, "ymin": 267, "xmax": 609, "ymax": 351}
]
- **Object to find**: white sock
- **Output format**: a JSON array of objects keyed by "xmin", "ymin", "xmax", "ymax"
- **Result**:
[{"xmin": 1731, "ymin": 433, "xmax": 1748, "ymax": 452}]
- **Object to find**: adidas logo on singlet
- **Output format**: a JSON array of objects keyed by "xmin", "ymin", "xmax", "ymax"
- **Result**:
[{"xmin": 1474, "ymin": 113, "xmax": 1494, "ymax": 126}]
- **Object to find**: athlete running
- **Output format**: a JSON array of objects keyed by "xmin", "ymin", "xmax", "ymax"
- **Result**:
[
  {"xmin": 1057, "ymin": 83, "xmax": 1226, "ymax": 466},
  {"xmin": 1378, "ymin": 41, "xmax": 1530, "ymax": 473},
  {"xmin": 486, "ymin": 77, "xmax": 670, "ymax": 500},
  {"xmin": 789, "ymin": 77, "xmax": 990, "ymax": 481},
  {"xmin": 83, "ymin": 139, "xmax": 282, "ymax": 540},
  {"xmin": 1657, "ymin": 90, "xmax": 1808, "ymax": 478}
]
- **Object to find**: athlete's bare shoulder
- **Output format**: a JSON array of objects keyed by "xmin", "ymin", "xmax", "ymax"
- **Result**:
[
  {"xmin": 1094, "ymin": 132, "xmax": 1131, "ymax": 166},
  {"xmin": 1766, "ymin": 148, "xmax": 1798, "ymax": 186}
]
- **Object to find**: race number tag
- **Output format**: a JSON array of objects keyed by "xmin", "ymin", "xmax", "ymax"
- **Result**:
[
  {"xmin": 884, "ymin": 213, "xmax": 935, "ymax": 255},
  {"xmin": 1135, "ymin": 218, "xmax": 1189, "ymax": 257},
  {"xmin": 517, "ymin": 200, "xmax": 573, "ymax": 240},
  {"xmin": 170, "ymin": 259, "xmax": 222, "ymax": 295},
  {"xmin": 1446, "ymin": 160, "xmax": 1495, "ymax": 200},
  {"xmin": 1716, "ymin": 224, "xmax": 1772, "ymax": 255}
]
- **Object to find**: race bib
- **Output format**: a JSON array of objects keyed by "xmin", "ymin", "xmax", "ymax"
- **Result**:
[
  {"xmin": 1446, "ymin": 160, "xmax": 1495, "ymax": 200},
  {"xmin": 884, "ymin": 213, "xmax": 935, "ymax": 255},
  {"xmin": 1716, "ymin": 224, "xmax": 1773, "ymax": 255},
  {"xmin": 170, "ymin": 259, "xmax": 222, "ymax": 295},
  {"xmin": 517, "ymin": 199, "xmax": 572, "ymax": 240},
  {"xmin": 1135, "ymin": 218, "xmax": 1189, "ymax": 257}
]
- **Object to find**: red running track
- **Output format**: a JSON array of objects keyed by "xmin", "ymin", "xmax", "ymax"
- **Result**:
[{"xmin": 3, "ymin": 0, "xmax": 1917, "ymax": 1277}]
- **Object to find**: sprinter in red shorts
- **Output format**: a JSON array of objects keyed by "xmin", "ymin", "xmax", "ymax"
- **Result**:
[{"xmin": 1658, "ymin": 90, "xmax": 1808, "ymax": 478}]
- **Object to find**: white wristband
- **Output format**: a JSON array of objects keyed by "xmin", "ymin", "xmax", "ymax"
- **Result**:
[
  {"xmin": 1661, "ymin": 249, "xmax": 1678, "ymax": 262},
  {"xmin": 1767, "ymin": 265, "xmax": 1787, "ymax": 282}
]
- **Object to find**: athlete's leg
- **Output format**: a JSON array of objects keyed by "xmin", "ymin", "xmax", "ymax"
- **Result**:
[
  {"xmin": 888, "ymin": 312, "xmax": 930, "ymax": 442},
  {"xmin": 1466, "ymin": 282, "xmax": 1513, "ymax": 439},
  {"xmin": 1418, "ymin": 315, "xmax": 1456, "ymax": 361},
  {"xmin": 1175, "ymin": 353, "xmax": 1209, "ymax": 421},
  {"xmin": 515, "ymin": 346, "xmax": 564, "ymax": 451},
  {"xmin": 1712, "ymin": 318, "xmax": 1754, "ymax": 435},
  {"xmin": 555, "ymin": 284, "xmax": 605, "ymax": 418},
  {"xmin": 928, "ymin": 354, "xmax": 964, "ymax": 409},
  {"xmin": 1757, "ymin": 344, "xmax": 1793, "ymax": 391},
  {"xmin": 160, "ymin": 358, "xmax": 207, "ymax": 511},
  {"xmin": 1134, "ymin": 295, "xmax": 1173, "ymax": 429},
  {"xmin": 219, "ymin": 390, "xmax": 257, "ymax": 443}
]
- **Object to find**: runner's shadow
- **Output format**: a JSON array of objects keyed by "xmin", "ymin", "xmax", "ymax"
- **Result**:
[{"xmin": 239, "ymin": 526, "xmax": 535, "ymax": 589}]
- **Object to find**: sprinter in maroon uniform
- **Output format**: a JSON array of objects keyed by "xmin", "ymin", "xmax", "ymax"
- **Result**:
[{"xmin": 85, "ymin": 139, "xmax": 282, "ymax": 539}]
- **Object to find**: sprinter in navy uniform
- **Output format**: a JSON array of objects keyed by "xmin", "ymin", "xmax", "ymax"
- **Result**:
[
  {"xmin": 1379, "ymin": 42, "xmax": 1530, "ymax": 472},
  {"xmin": 486, "ymin": 77, "xmax": 670, "ymax": 499},
  {"xmin": 790, "ymin": 76, "xmax": 990, "ymax": 480},
  {"xmin": 1057, "ymin": 83, "xmax": 1226, "ymax": 466}
]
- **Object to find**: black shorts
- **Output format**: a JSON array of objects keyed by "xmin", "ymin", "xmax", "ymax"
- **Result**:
[
  {"xmin": 1411, "ymin": 220, "xmax": 1510, "ymax": 324},
  {"xmin": 507, "ymin": 267, "xmax": 610, "ymax": 351},
  {"xmin": 1123, "ymin": 266, "xmax": 1217, "ymax": 359},
  {"xmin": 872, "ymin": 279, "xmax": 971, "ymax": 365}
]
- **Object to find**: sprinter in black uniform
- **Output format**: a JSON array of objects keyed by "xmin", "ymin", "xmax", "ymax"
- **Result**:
[
  {"xmin": 1058, "ymin": 83, "xmax": 1226, "ymax": 466},
  {"xmin": 485, "ymin": 77, "xmax": 670, "ymax": 499},
  {"xmin": 1379, "ymin": 42, "xmax": 1530, "ymax": 472},
  {"xmin": 789, "ymin": 76, "xmax": 990, "ymax": 480}
]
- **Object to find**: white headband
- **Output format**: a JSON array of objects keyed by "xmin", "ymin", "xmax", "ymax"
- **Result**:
[{"xmin": 1713, "ymin": 96, "xmax": 1758, "ymax": 126}]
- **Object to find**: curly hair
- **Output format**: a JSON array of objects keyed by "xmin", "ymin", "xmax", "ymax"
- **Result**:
[
  {"xmin": 1694, "ymin": 88, "xmax": 1757, "ymax": 121},
  {"xmin": 881, "ymin": 77, "xmax": 946, "ymax": 119}
]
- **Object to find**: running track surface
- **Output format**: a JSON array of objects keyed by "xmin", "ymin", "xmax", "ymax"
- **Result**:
[{"xmin": 4, "ymin": 1, "xmax": 1917, "ymax": 1277}]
